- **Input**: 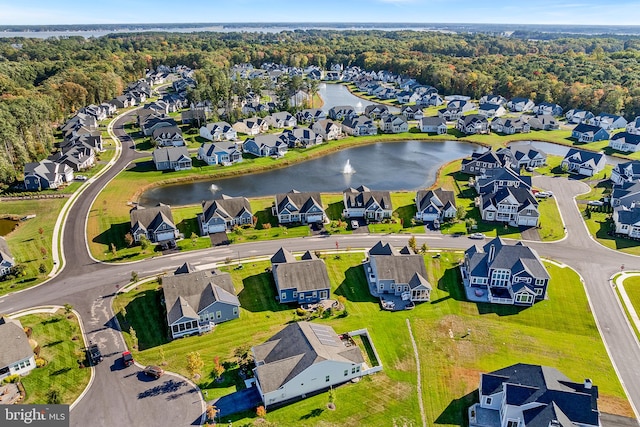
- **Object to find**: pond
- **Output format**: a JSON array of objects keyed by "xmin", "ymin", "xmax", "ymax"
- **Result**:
[
  {"xmin": 0, "ymin": 218, "xmax": 19, "ymax": 236},
  {"xmin": 138, "ymin": 140, "xmax": 483, "ymax": 207},
  {"xmin": 508, "ymin": 140, "xmax": 626, "ymax": 165},
  {"xmin": 317, "ymin": 83, "xmax": 400, "ymax": 114}
]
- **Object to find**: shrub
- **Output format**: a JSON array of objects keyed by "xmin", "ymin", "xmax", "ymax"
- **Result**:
[
  {"xmin": 256, "ymin": 406, "xmax": 267, "ymax": 418},
  {"xmin": 35, "ymin": 357, "xmax": 46, "ymax": 368},
  {"xmin": 296, "ymin": 308, "xmax": 306, "ymax": 316},
  {"xmin": 3, "ymin": 374, "xmax": 20, "ymax": 384}
]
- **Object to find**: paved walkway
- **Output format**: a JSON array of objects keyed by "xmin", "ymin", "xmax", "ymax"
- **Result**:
[{"xmin": 615, "ymin": 272, "xmax": 640, "ymax": 335}]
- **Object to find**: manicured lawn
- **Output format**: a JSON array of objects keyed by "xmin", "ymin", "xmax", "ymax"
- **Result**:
[
  {"xmin": 578, "ymin": 207, "xmax": 640, "ymax": 255},
  {"xmin": 537, "ymin": 197, "xmax": 565, "ymax": 241},
  {"xmin": 0, "ymin": 198, "xmax": 67, "ymax": 296},
  {"xmin": 113, "ymin": 252, "xmax": 631, "ymax": 425},
  {"xmin": 622, "ymin": 276, "xmax": 640, "ymax": 318},
  {"xmin": 19, "ymin": 310, "xmax": 90, "ymax": 405},
  {"xmin": 367, "ymin": 192, "xmax": 425, "ymax": 234}
]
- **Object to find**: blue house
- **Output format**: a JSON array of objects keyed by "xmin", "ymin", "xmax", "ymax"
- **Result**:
[
  {"xmin": 271, "ymin": 248, "xmax": 331, "ymax": 304},
  {"xmin": 242, "ymin": 134, "xmax": 288, "ymax": 157},
  {"xmin": 571, "ymin": 123, "xmax": 610, "ymax": 143}
]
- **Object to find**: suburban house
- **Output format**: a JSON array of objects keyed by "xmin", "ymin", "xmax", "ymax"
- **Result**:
[
  {"xmin": 181, "ymin": 109, "xmax": 207, "ymax": 126},
  {"xmin": 23, "ymin": 160, "xmax": 74, "ymax": 191},
  {"xmin": 479, "ymin": 95, "xmax": 506, "ymax": 105},
  {"xmin": 611, "ymin": 181, "xmax": 640, "ymax": 208},
  {"xmin": 533, "ymin": 102, "xmax": 563, "ymax": 116},
  {"xmin": 233, "ymin": 118, "xmax": 269, "ymax": 135},
  {"xmin": 271, "ymin": 248, "xmax": 331, "ymax": 304},
  {"xmin": 328, "ymin": 105, "xmax": 357, "ymax": 121},
  {"xmin": 364, "ymin": 241, "xmax": 432, "ymax": 304},
  {"xmin": 419, "ymin": 117, "xmax": 448, "ymax": 134},
  {"xmin": 281, "ymin": 127, "xmax": 323, "ymax": 148},
  {"xmin": 400, "ymin": 105, "xmax": 424, "ymax": 120},
  {"xmin": 613, "ymin": 205, "xmax": 640, "ymax": 239},
  {"xmin": 152, "ymin": 125, "xmax": 185, "ymax": 147},
  {"xmin": 199, "ymin": 122, "xmax": 237, "ymax": 141},
  {"xmin": 415, "ymin": 188, "xmax": 457, "ymax": 223},
  {"xmin": 438, "ymin": 99, "xmax": 475, "ymax": 121},
  {"xmin": 490, "ymin": 117, "xmax": 530, "ymax": 134},
  {"xmin": 461, "ymin": 150, "xmax": 516, "ymax": 176},
  {"xmin": 342, "ymin": 185, "xmax": 393, "ymax": 221},
  {"xmin": 296, "ymin": 108, "xmax": 326, "ymax": 124},
  {"xmin": 198, "ymin": 195, "xmax": 253, "ymax": 234},
  {"xmin": 506, "ymin": 97, "xmax": 535, "ymax": 112},
  {"xmin": 380, "ymin": 114, "xmax": 409, "ymax": 133},
  {"xmin": 152, "ymin": 146, "xmax": 192, "ymax": 171},
  {"xmin": 243, "ymin": 134, "xmax": 288, "ymax": 157},
  {"xmin": 0, "ymin": 237, "xmax": 15, "ymax": 278},
  {"xmin": 141, "ymin": 116, "xmax": 176, "ymax": 137},
  {"xmin": 252, "ymin": 322, "xmax": 378, "ymax": 408},
  {"xmin": 0, "ymin": 317, "xmax": 35, "ymax": 380},
  {"xmin": 312, "ymin": 119, "xmax": 343, "ymax": 141},
  {"xmin": 527, "ymin": 115, "xmax": 560, "ymax": 131},
  {"xmin": 341, "ymin": 115, "xmax": 378, "ymax": 136},
  {"xmin": 461, "ymin": 237, "xmax": 550, "ymax": 305},
  {"xmin": 479, "ymin": 186, "xmax": 540, "ymax": 227},
  {"xmin": 129, "ymin": 203, "xmax": 179, "ymax": 247},
  {"xmin": 417, "ymin": 93, "xmax": 444, "ymax": 107},
  {"xmin": 609, "ymin": 132, "xmax": 640, "ymax": 153},
  {"xmin": 588, "ymin": 113, "xmax": 628, "ymax": 130},
  {"xmin": 478, "ymin": 103, "xmax": 506, "ymax": 118},
  {"xmin": 457, "ymin": 114, "xmax": 489, "ymax": 135},
  {"xmin": 561, "ymin": 148, "xmax": 606, "ymax": 177},
  {"xmin": 162, "ymin": 266, "xmax": 240, "ymax": 340},
  {"xmin": 626, "ymin": 117, "xmax": 640, "ymax": 134},
  {"xmin": 265, "ymin": 112, "xmax": 297, "ymax": 128},
  {"xmin": 197, "ymin": 142, "xmax": 243, "ymax": 166},
  {"xmin": 611, "ymin": 161, "xmax": 640, "ymax": 185},
  {"xmin": 49, "ymin": 145, "xmax": 96, "ymax": 172},
  {"xmin": 474, "ymin": 167, "xmax": 532, "ymax": 195},
  {"xmin": 571, "ymin": 123, "xmax": 610, "ymax": 142},
  {"xmin": 273, "ymin": 190, "xmax": 326, "ymax": 224},
  {"xmin": 510, "ymin": 146, "xmax": 547, "ymax": 168},
  {"xmin": 364, "ymin": 105, "xmax": 389, "ymax": 119},
  {"xmin": 565, "ymin": 109, "xmax": 595, "ymax": 124},
  {"xmin": 469, "ymin": 364, "xmax": 601, "ymax": 427}
]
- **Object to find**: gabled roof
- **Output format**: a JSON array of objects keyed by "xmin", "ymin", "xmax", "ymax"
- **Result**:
[
  {"xmin": 466, "ymin": 237, "xmax": 549, "ymax": 280},
  {"xmin": 0, "ymin": 317, "xmax": 33, "ymax": 368},
  {"xmin": 152, "ymin": 146, "xmax": 190, "ymax": 163},
  {"xmin": 272, "ymin": 252, "xmax": 331, "ymax": 292},
  {"xmin": 271, "ymin": 247, "xmax": 297, "ymax": 264},
  {"xmin": 274, "ymin": 190, "xmax": 323, "ymax": 216},
  {"xmin": 573, "ymin": 123, "xmax": 605, "ymax": 134},
  {"xmin": 615, "ymin": 205, "xmax": 640, "ymax": 226},
  {"xmin": 416, "ymin": 188, "xmax": 456, "ymax": 212},
  {"xmin": 563, "ymin": 148, "xmax": 605, "ymax": 166},
  {"xmin": 253, "ymin": 322, "xmax": 364, "ymax": 394},
  {"xmin": 201, "ymin": 195, "xmax": 252, "ymax": 223},
  {"xmin": 611, "ymin": 132, "xmax": 640, "ymax": 147},
  {"xmin": 420, "ymin": 116, "xmax": 447, "ymax": 127},
  {"xmin": 129, "ymin": 203, "xmax": 175, "ymax": 231},
  {"xmin": 343, "ymin": 186, "xmax": 392, "ymax": 211},
  {"xmin": 369, "ymin": 241, "xmax": 430, "ymax": 286}
]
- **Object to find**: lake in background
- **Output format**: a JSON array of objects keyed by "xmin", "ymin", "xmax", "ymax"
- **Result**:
[
  {"xmin": 138, "ymin": 140, "xmax": 483, "ymax": 206},
  {"xmin": 318, "ymin": 83, "xmax": 400, "ymax": 114},
  {"xmin": 508, "ymin": 141, "xmax": 625, "ymax": 165}
]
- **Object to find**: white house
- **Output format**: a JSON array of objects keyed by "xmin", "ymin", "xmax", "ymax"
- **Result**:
[
  {"xmin": 380, "ymin": 115, "xmax": 409, "ymax": 133},
  {"xmin": 419, "ymin": 117, "xmax": 448, "ymax": 134},
  {"xmin": 0, "ymin": 317, "xmax": 36, "ymax": 380},
  {"xmin": 613, "ymin": 205, "xmax": 640, "ymax": 239},
  {"xmin": 252, "ymin": 322, "xmax": 380, "ymax": 408},
  {"xmin": 609, "ymin": 132, "xmax": 640, "ymax": 153},
  {"xmin": 343, "ymin": 185, "xmax": 393, "ymax": 221},
  {"xmin": 0, "ymin": 237, "xmax": 14, "ymax": 278},
  {"xmin": 199, "ymin": 122, "xmax": 237, "ymax": 141},
  {"xmin": 561, "ymin": 148, "xmax": 606, "ymax": 177},
  {"xmin": 415, "ymin": 188, "xmax": 457, "ymax": 222}
]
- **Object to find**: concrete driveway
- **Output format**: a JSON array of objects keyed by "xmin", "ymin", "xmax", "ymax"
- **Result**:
[{"xmin": 211, "ymin": 387, "xmax": 262, "ymax": 418}]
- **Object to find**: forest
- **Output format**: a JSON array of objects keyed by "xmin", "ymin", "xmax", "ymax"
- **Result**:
[{"xmin": 2, "ymin": 29, "xmax": 640, "ymax": 187}]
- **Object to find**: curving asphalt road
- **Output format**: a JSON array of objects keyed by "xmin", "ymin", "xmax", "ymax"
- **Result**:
[{"xmin": 1, "ymin": 113, "xmax": 640, "ymax": 425}]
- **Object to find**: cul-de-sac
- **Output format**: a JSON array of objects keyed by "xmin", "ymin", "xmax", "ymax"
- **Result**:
[{"xmin": 2, "ymin": 20, "xmax": 640, "ymax": 427}]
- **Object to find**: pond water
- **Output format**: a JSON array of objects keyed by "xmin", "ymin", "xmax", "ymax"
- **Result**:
[
  {"xmin": 508, "ymin": 141, "xmax": 625, "ymax": 165},
  {"xmin": 318, "ymin": 83, "xmax": 400, "ymax": 114},
  {"xmin": 0, "ymin": 218, "xmax": 19, "ymax": 236},
  {"xmin": 138, "ymin": 140, "xmax": 482, "ymax": 206}
]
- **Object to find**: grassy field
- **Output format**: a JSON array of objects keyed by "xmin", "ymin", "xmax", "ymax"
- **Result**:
[
  {"xmin": 18, "ymin": 310, "xmax": 90, "ymax": 405},
  {"xmin": 622, "ymin": 276, "xmax": 640, "ymax": 317},
  {"xmin": 113, "ymin": 252, "xmax": 631, "ymax": 426}
]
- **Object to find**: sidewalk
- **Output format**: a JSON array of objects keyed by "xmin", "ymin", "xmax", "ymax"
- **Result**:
[{"xmin": 614, "ymin": 272, "xmax": 640, "ymax": 334}]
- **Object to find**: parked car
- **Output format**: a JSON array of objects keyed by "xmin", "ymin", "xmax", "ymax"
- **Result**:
[
  {"xmin": 122, "ymin": 351, "xmax": 134, "ymax": 367},
  {"xmin": 143, "ymin": 365, "xmax": 164, "ymax": 379},
  {"xmin": 351, "ymin": 220, "xmax": 359, "ymax": 229},
  {"xmin": 87, "ymin": 343, "xmax": 103, "ymax": 365},
  {"xmin": 535, "ymin": 191, "xmax": 551, "ymax": 199},
  {"xmin": 469, "ymin": 233, "xmax": 486, "ymax": 240},
  {"xmin": 75, "ymin": 175, "xmax": 88, "ymax": 181},
  {"xmin": 587, "ymin": 200, "xmax": 604, "ymax": 206}
]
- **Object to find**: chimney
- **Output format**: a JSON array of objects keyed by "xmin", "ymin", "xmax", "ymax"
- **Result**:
[
  {"xmin": 488, "ymin": 244, "xmax": 496, "ymax": 263},
  {"xmin": 584, "ymin": 378, "xmax": 593, "ymax": 389}
]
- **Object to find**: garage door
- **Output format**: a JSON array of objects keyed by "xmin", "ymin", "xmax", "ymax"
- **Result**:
[
  {"xmin": 208, "ymin": 224, "xmax": 226, "ymax": 233},
  {"xmin": 520, "ymin": 217, "xmax": 537, "ymax": 227},
  {"xmin": 156, "ymin": 231, "xmax": 175, "ymax": 241},
  {"xmin": 579, "ymin": 167, "xmax": 593, "ymax": 176},
  {"xmin": 307, "ymin": 215, "xmax": 323, "ymax": 223}
]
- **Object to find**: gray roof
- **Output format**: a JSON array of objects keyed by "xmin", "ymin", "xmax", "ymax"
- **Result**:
[
  {"xmin": 371, "ymin": 251, "xmax": 429, "ymax": 286},
  {"xmin": 162, "ymin": 270, "xmax": 239, "ymax": 325},
  {"xmin": 480, "ymin": 363, "xmax": 599, "ymax": 427},
  {"xmin": 466, "ymin": 237, "xmax": 549, "ymax": 280},
  {"xmin": 0, "ymin": 236, "xmax": 14, "ymax": 266},
  {"xmin": 271, "ymin": 249, "xmax": 331, "ymax": 292},
  {"xmin": 271, "ymin": 247, "xmax": 297, "ymax": 264},
  {"xmin": 615, "ymin": 206, "xmax": 640, "ymax": 226},
  {"xmin": 0, "ymin": 318, "xmax": 32, "ymax": 368},
  {"xmin": 420, "ymin": 117, "xmax": 446, "ymax": 126},
  {"xmin": 129, "ymin": 203, "xmax": 175, "ymax": 232},
  {"xmin": 152, "ymin": 146, "xmax": 190, "ymax": 163},
  {"xmin": 416, "ymin": 188, "xmax": 456, "ymax": 212},
  {"xmin": 343, "ymin": 185, "xmax": 392, "ymax": 211},
  {"xmin": 201, "ymin": 195, "xmax": 252, "ymax": 223},
  {"xmin": 274, "ymin": 190, "xmax": 323, "ymax": 216},
  {"xmin": 253, "ymin": 322, "xmax": 364, "ymax": 394}
]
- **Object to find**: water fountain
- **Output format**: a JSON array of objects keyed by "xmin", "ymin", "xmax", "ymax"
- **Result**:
[
  {"xmin": 342, "ymin": 159, "xmax": 355, "ymax": 174},
  {"xmin": 209, "ymin": 183, "xmax": 220, "ymax": 192}
]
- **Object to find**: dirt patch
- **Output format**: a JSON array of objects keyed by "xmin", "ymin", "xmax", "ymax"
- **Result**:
[
  {"xmin": 393, "ymin": 355, "xmax": 417, "ymax": 373},
  {"xmin": 450, "ymin": 366, "xmax": 483, "ymax": 395},
  {"xmin": 599, "ymin": 395, "xmax": 635, "ymax": 418}
]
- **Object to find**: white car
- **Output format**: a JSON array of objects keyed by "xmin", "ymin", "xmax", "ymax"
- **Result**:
[
  {"xmin": 351, "ymin": 220, "xmax": 359, "ymax": 229},
  {"xmin": 587, "ymin": 200, "xmax": 604, "ymax": 207},
  {"xmin": 75, "ymin": 175, "xmax": 88, "ymax": 181},
  {"xmin": 469, "ymin": 233, "xmax": 486, "ymax": 240},
  {"xmin": 535, "ymin": 191, "xmax": 551, "ymax": 199}
]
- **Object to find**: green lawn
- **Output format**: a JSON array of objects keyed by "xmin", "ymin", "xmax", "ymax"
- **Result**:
[
  {"xmin": 622, "ymin": 276, "xmax": 640, "ymax": 317},
  {"xmin": 578, "ymin": 207, "xmax": 640, "ymax": 255},
  {"xmin": 112, "ymin": 252, "xmax": 631, "ymax": 425},
  {"xmin": 18, "ymin": 310, "xmax": 90, "ymax": 405}
]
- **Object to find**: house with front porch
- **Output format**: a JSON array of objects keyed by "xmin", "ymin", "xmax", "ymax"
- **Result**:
[
  {"xmin": 152, "ymin": 146, "xmax": 192, "ymax": 171},
  {"xmin": 609, "ymin": 132, "xmax": 640, "ymax": 153},
  {"xmin": 343, "ymin": 185, "xmax": 393, "ymax": 222},
  {"xmin": 312, "ymin": 119, "xmax": 343, "ymax": 141},
  {"xmin": 0, "ymin": 317, "xmax": 35, "ymax": 380},
  {"xmin": 565, "ymin": 109, "xmax": 594, "ymax": 124},
  {"xmin": 613, "ymin": 205, "xmax": 640, "ymax": 239},
  {"xmin": 468, "ymin": 364, "xmax": 601, "ymax": 427},
  {"xmin": 460, "ymin": 150, "xmax": 516, "ymax": 176},
  {"xmin": 419, "ymin": 117, "xmax": 448, "ymax": 134},
  {"xmin": 199, "ymin": 122, "xmax": 237, "ymax": 141},
  {"xmin": 328, "ymin": 105, "xmax": 357, "ymax": 121},
  {"xmin": 611, "ymin": 161, "xmax": 640, "ymax": 185},
  {"xmin": 457, "ymin": 114, "xmax": 489, "ymax": 135},
  {"xmin": 198, "ymin": 142, "xmax": 242, "ymax": 166},
  {"xmin": 152, "ymin": 125, "xmax": 185, "ymax": 147},
  {"xmin": 363, "ymin": 241, "xmax": 432, "ymax": 303},
  {"xmin": 533, "ymin": 102, "xmax": 563, "ymax": 116},
  {"xmin": 273, "ymin": 190, "xmax": 326, "ymax": 225},
  {"xmin": 129, "ymin": 203, "xmax": 179, "ymax": 247},
  {"xmin": 163, "ymin": 266, "xmax": 240, "ymax": 340},
  {"xmin": 342, "ymin": 115, "xmax": 378, "ymax": 136},
  {"xmin": 198, "ymin": 195, "xmax": 253, "ymax": 234},
  {"xmin": 243, "ymin": 134, "xmax": 288, "ymax": 157},
  {"xmin": 479, "ymin": 186, "xmax": 540, "ymax": 227},
  {"xmin": 0, "ymin": 237, "xmax": 15, "ymax": 278},
  {"xmin": 415, "ymin": 188, "xmax": 457, "ymax": 222},
  {"xmin": 571, "ymin": 123, "xmax": 610, "ymax": 142},
  {"xmin": 380, "ymin": 114, "xmax": 409, "ymax": 133},
  {"xmin": 461, "ymin": 237, "xmax": 550, "ymax": 305},
  {"xmin": 271, "ymin": 248, "xmax": 331, "ymax": 304},
  {"xmin": 506, "ymin": 97, "xmax": 535, "ymax": 112},
  {"xmin": 23, "ymin": 160, "xmax": 74, "ymax": 191},
  {"xmin": 281, "ymin": 127, "xmax": 323, "ymax": 147},
  {"xmin": 561, "ymin": 148, "xmax": 606, "ymax": 176},
  {"xmin": 510, "ymin": 146, "xmax": 547, "ymax": 168}
]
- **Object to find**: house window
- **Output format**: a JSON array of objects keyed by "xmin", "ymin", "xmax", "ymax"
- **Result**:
[
  {"xmin": 515, "ymin": 294, "xmax": 534, "ymax": 304},
  {"xmin": 507, "ymin": 420, "xmax": 519, "ymax": 427},
  {"xmin": 293, "ymin": 292, "xmax": 298, "ymax": 298},
  {"xmin": 179, "ymin": 323, "xmax": 185, "ymax": 331},
  {"xmin": 344, "ymin": 370, "xmax": 348, "ymax": 376},
  {"xmin": 216, "ymin": 311, "xmax": 222, "ymax": 319},
  {"xmin": 485, "ymin": 397, "xmax": 492, "ymax": 405},
  {"xmin": 535, "ymin": 288, "xmax": 544, "ymax": 296},
  {"xmin": 173, "ymin": 325, "xmax": 179, "ymax": 333},
  {"xmin": 325, "ymin": 375, "xmax": 330, "ymax": 382},
  {"xmin": 535, "ymin": 279, "xmax": 545, "ymax": 286},
  {"xmin": 233, "ymin": 307, "xmax": 238, "ymax": 315},
  {"xmin": 352, "ymin": 367, "xmax": 356, "ymax": 374},
  {"xmin": 281, "ymin": 292, "xmax": 286, "ymax": 300},
  {"xmin": 312, "ymin": 291, "xmax": 317, "ymax": 298}
]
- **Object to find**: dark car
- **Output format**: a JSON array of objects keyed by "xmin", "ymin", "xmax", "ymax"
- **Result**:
[
  {"xmin": 87, "ymin": 343, "xmax": 103, "ymax": 365},
  {"xmin": 143, "ymin": 365, "xmax": 164, "ymax": 379},
  {"xmin": 122, "ymin": 351, "xmax": 134, "ymax": 367}
]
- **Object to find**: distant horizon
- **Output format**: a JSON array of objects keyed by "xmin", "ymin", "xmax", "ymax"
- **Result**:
[{"xmin": 2, "ymin": 1, "xmax": 640, "ymax": 27}]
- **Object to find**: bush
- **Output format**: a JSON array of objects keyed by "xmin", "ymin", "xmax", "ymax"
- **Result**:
[
  {"xmin": 35, "ymin": 357, "xmax": 47, "ymax": 368},
  {"xmin": 296, "ymin": 308, "xmax": 306, "ymax": 316},
  {"xmin": 3, "ymin": 374, "xmax": 20, "ymax": 384}
]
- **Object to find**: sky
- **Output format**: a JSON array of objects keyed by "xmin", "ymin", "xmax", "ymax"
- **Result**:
[{"xmin": 1, "ymin": 0, "xmax": 640, "ymax": 26}]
